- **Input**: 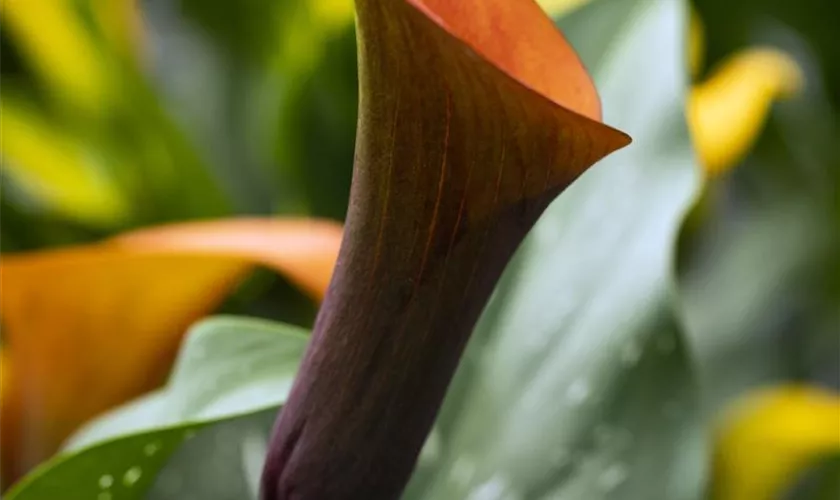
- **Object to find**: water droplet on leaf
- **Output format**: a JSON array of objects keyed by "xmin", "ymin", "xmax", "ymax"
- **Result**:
[
  {"xmin": 123, "ymin": 466, "xmax": 143, "ymax": 486},
  {"xmin": 98, "ymin": 475, "xmax": 113, "ymax": 489},
  {"xmin": 566, "ymin": 379, "xmax": 590, "ymax": 405},
  {"xmin": 467, "ymin": 475, "xmax": 517, "ymax": 500},
  {"xmin": 451, "ymin": 457, "xmax": 477, "ymax": 485},
  {"xmin": 143, "ymin": 441, "xmax": 161, "ymax": 457},
  {"xmin": 598, "ymin": 463, "xmax": 628, "ymax": 492},
  {"xmin": 420, "ymin": 429, "xmax": 442, "ymax": 463}
]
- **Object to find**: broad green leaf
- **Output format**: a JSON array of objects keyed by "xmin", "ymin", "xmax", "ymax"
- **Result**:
[
  {"xmin": 66, "ymin": 316, "xmax": 309, "ymax": 450},
  {"xmin": 403, "ymin": 0, "xmax": 704, "ymax": 498},
  {"xmin": 6, "ymin": 424, "xmax": 205, "ymax": 500},
  {"xmin": 6, "ymin": 316, "xmax": 308, "ymax": 499},
  {"xmin": 147, "ymin": 409, "xmax": 276, "ymax": 500},
  {"xmin": 680, "ymin": 198, "xmax": 830, "ymax": 408}
]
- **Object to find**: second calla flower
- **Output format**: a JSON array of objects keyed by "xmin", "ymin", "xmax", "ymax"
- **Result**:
[{"xmin": 261, "ymin": 1, "xmax": 630, "ymax": 498}]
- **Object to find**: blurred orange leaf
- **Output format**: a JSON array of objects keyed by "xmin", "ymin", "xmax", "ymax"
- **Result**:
[{"xmin": 0, "ymin": 218, "xmax": 342, "ymax": 486}]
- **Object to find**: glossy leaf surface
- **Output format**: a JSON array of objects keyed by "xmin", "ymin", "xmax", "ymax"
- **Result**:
[{"xmin": 6, "ymin": 317, "xmax": 308, "ymax": 500}]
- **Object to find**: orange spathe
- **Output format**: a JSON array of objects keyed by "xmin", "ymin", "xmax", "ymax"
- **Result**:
[
  {"xmin": 0, "ymin": 218, "xmax": 342, "ymax": 486},
  {"xmin": 409, "ymin": 0, "xmax": 602, "ymax": 121}
]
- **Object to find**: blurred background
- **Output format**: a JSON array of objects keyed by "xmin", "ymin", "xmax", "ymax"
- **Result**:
[{"xmin": 0, "ymin": 0, "xmax": 837, "ymax": 497}]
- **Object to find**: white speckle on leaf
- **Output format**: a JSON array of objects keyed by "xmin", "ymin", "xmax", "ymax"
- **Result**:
[
  {"xmin": 566, "ymin": 379, "xmax": 590, "ymax": 405},
  {"xmin": 98, "ymin": 492, "xmax": 112, "ymax": 500},
  {"xmin": 143, "ymin": 441, "xmax": 161, "ymax": 457},
  {"xmin": 122, "ymin": 466, "xmax": 143, "ymax": 487},
  {"xmin": 98, "ymin": 475, "xmax": 113, "ymax": 489},
  {"xmin": 598, "ymin": 463, "xmax": 628, "ymax": 492},
  {"xmin": 241, "ymin": 429, "xmax": 268, "ymax": 499},
  {"xmin": 420, "ymin": 429, "xmax": 442, "ymax": 464},
  {"xmin": 451, "ymin": 457, "xmax": 477, "ymax": 486},
  {"xmin": 467, "ymin": 475, "xmax": 517, "ymax": 500}
]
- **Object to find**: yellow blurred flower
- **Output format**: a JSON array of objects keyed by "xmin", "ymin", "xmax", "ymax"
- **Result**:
[
  {"xmin": 539, "ymin": 0, "xmax": 803, "ymax": 177},
  {"xmin": 689, "ymin": 49, "xmax": 803, "ymax": 175},
  {"xmin": 712, "ymin": 385, "xmax": 840, "ymax": 500}
]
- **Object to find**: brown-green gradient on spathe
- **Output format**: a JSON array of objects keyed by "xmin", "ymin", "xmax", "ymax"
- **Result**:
[{"xmin": 261, "ymin": 1, "xmax": 630, "ymax": 498}]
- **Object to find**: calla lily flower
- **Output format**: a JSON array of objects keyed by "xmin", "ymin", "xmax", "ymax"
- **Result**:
[
  {"xmin": 712, "ymin": 385, "xmax": 840, "ymax": 500},
  {"xmin": 260, "ymin": 1, "xmax": 629, "ymax": 498},
  {"xmin": 0, "ymin": 218, "xmax": 342, "ymax": 487}
]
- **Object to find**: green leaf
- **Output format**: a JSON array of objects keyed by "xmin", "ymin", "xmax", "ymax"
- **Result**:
[
  {"xmin": 680, "ymin": 197, "xmax": 830, "ymax": 409},
  {"xmin": 7, "ymin": 316, "xmax": 308, "ymax": 499},
  {"xmin": 6, "ymin": 423, "xmax": 204, "ymax": 500},
  {"xmin": 403, "ymin": 0, "xmax": 705, "ymax": 498},
  {"xmin": 146, "ymin": 409, "xmax": 277, "ymax": 500},
  {"xmin": 272, "ymin": 26, "xmax": 358, "ymax": 219},
  {"xmin": 146, "ymin": 0, "xmax": 358, "ymax": 218}
]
